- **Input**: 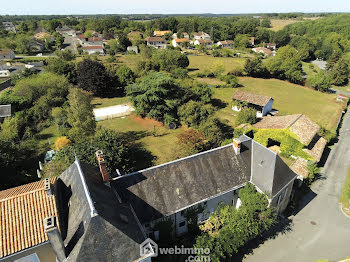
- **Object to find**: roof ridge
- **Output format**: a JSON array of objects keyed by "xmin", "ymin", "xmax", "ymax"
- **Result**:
[
  {"xmin": 0, "ymin": 187, "xmax": 45, "ymax": 202},
  {"xmin": 122, "ymin": 144, "xmax": 234, "ymax": 179},
  {"xmin": 289, "ymin": 113, "xmax": 304, "ymax": 128}
]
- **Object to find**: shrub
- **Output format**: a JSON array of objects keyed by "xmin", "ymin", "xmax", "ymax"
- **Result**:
[
  {"xmin": 235, "ymin": 108, "xmax": 257, "ymax": 126},
  {"xmin": 228, "ymin": 67, "xmax": 244, "ymax": 76},
  {"xmin": 177, "ymin": 129, "xmax": 209, "ymax": 154},
  {"xmin": 219, "ymin": 75, "xmax": 239, "ymax": 88},
  {"xmin": 178, "ymin": 101, "xmax": 215, "ymax": 128},
  {"xmin": 171, "ymin": 68, "xmax": 188, "ymax": 79},
  {"xmin": 55, "ymin": 136, "xmax": 71, "ymax": 151}
]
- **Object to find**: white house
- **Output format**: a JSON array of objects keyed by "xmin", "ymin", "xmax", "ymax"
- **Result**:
[
  {"xmin": 266, "ymin": 43, "xmax": 277, "ymax": 50},
  {"xmin": 193, "ymin": 31, "xmax": 211, "ymax": 40},
  {"xmin": 217, "ymin": 40, "xmax": 234, "ymax": 48},
  {"xmin": 252, "ymin": 47, "xmax": 276, "ymax": 57},
  {"xmin": 85, "ymin": 37, "xmax": 103, "ymax": 46},
  {"xmin": 127, "ymin": 46, "xmax": 139, "ymax": 53},
  {"xmin": 1, "ymin": 22, "xmax": 16, "ymax": 33},
  {"xmin": 0, "ymin": 49, "xmax": 15, "ymax": 60},
  {"xmin": 172, "ymin": 32, "xmax": 189, "ymax": 39},
  {"xmin": 232, "ymin": 90, "xmax": 274, "ymax": 117},
  {"xmin": 0, "ymin": 70, "xmax": 10, "ymax": 78},
  {"xmin": 172, "ymin": 38, "xmax": 190, "ymax": 48},
  {"xmin": 194, "ymin": 39, "xmax": 212, "ymax": 49},
  {"xmin": 83, "ymin": 45, "xmax": 105, "ymax": 55},
  {"xmin": 146, "ymin": 37, "xmax": 166, "ymax": 49}
]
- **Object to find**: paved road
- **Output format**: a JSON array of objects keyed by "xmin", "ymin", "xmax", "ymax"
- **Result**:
[{"xmin": 243, "ymin": 109, "xmax": 350, "ymax": 262}]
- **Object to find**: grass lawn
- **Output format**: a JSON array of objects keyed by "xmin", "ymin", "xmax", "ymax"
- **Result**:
[
  {"xmin": 212, "ymin": 77, "xmax": 345, "ymax": 130},
  {"xmin": 339, "ymin": 168, "xmax": 350, "ymax": 216},
  {"xmin": 269, "ymin": 19, "xmax": 302, "ymax": 31},
  {"xmin": 97, "ymin": 114, "xmax": 184, "ymax": 165},
  {"xmin": 196, "ymin": 77, "xmax": 226, "ymax": 86},
  {"xmin": 36, "ymin": 124, "xmax": 60, "ymax": 153},
  {"xmin": 91, "ymin": 96, "xmax": 131, "ymax": 108},
  {"xmin": 188, "ymin": 55, "xmax": 246, "ymax": 75},
  {"xmin": 117, "ymin": 54, "xmax": 144, "ymax": 71}
]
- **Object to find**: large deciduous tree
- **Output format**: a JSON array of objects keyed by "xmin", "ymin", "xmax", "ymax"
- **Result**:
[{"xmin": 77, "ymin": 59, "xmax": 112, "ymax": 97}]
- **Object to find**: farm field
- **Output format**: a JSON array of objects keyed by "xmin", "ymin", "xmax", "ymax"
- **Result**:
[
  {"xmin": 188, "ymin": 55, "xmax": 246, "ymax": 74},
  {"xmin": 269, "ymin": 19, "xmax": 302, "ymax": 31}
]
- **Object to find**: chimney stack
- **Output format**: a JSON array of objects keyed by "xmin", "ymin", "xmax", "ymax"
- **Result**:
[
  {"xmin": 233, "ymin": 138, "xmax": 241, "ymax": 155},
  {"xmin": 44, "ymin": 216, "xmax": 66, "ymax": 262},
  {"xmin": 44, "ymin": 178, "xmax": 52, "ymax": 196},
  {"xmin": 95, "ymin": 150, "xmax": 110, "ymax": 183}
]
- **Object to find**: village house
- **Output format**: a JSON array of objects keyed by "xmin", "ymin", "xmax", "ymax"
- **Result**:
[
  {"xmin": 76, "ymin": 33, "xmax": 87, "ymax": 45},
  {"xmin": 82, "ymin": 45, "xmax": 105, "ymax": 55},
  {"xmin": 56, "ymin": 25, "xmax": 75, "ymax": 36},
  {"xmin": 85, "ymin": 36, "xmax": 103, "ymax": 46},
  {"xmin": 153, "ymin": 30, "xmax": 172, "ymax": 37},
  {"xmin": 194, "ymin": 39, "xmax": 212, "ymax": 49},
  {"xmin": 28, "ymin": 39, "xmax": 45, "ymax": 53},
  {"xmin": 266, "ymin": 42, "xmax": 277, "ymax": 50},
  {"xmin": 0, "ymin": 49, "xmax": 15, "ymax": 60},
  {"xmin": 146, "ymin": 37, "xmax": 167, "ymax": 49},
  {"xmin": 172, "ymin": 38, "xmax": 190, "ymax": 48},
  {"xmin": 216, "ymin": 40, "xmax": 234, "ymax": 48},
  {"xmin": 0, "ymin": 136, "xmax": 297, "ymax": 261},
  {"xmin": 253, "ymin": 114, "xmax": 328, "ymax": 177},
  {"xmin": 127, "ymin": 46, "xmax": 139, "ymax": 53},
  {"xmin": 114, "ymin": 135, "xmax": 297, "ymax": 238},
  {"xmin": 172, "ymin": 32, "xmax": 189, "ymax": 39},
  {"xmin": 0, "ymin": 69, "xmax": 11, "ymax": 78},
  {"xmin": 1, "ymin": 22, "xmax": 16, "ymax": 33},
  {"xmin": 252, "ymin": 47, "xmax": 276, "ymax": 57},
  {"xmin": 193, "ymin": 31, "xmax": 211, "ymax": 41},
  {"xmin": 232, "ymin": 90, "xmax": 274, "ymax": 117}
]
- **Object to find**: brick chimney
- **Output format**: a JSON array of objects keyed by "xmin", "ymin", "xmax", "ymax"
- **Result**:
[
  {"xmin": 95, "ymin": 150, "xmax": 110, "ymax": 183},
  {"xmin": 233, "ymin": 138, "xmax": 241, "ymax": 155},
  {"xmin": 44, "ymin": 216, "xmax": 66, "ymax": 262}
]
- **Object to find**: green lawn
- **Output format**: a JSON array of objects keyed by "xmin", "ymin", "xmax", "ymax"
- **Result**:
[
  {"xmin": 91, "ymin": 96, "xmax": 131, "ymax": 108},
  {"xmin": 339, "ymin": 168, "xmax": 350, "ymax": 216},
  {"xmin": 212, "ymin": 77, "xmax": 345, "ymax": 130},
  {"xmin": 188, "ymin": 55, "xmax": 246, "ymax": 75},
  {"xmin": 97, "ymin": 114, "xmax": 184, "ymax": 165}
]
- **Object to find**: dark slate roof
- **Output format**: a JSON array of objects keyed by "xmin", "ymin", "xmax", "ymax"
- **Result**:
[
  {"xmin": 250, "ymin": 140, "xmax": 297, "ymax": 196},
  {"xmin": 55, "ymin": 160, "xmax": 146, "ymax": 262},
  {"xmin": 113, "ymin": 145, "xmax": 251, "ymax": 223}
]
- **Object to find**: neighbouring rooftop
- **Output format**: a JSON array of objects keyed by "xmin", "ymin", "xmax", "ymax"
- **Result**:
[
  {"xmin": 0, "ymin": 178, "xmax": 58, "ymax": 258},
  {"xmin": 233, "ymin": 90, "xmax": 273, "ymax": 107}
]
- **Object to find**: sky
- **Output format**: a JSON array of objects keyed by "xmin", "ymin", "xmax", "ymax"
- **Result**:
[{"xmin": 1, "ymin": 0, "xmax": 350, "ymax": 15}]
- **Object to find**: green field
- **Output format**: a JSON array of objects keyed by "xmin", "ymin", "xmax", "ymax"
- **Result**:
[
  {"xmin": 91, "ymin": 96, "xmax": 130, "ymax": 108},
  {"xmin": 213, "ymin": 77, "xmax": 345, "ymax": 130},
  {"xmin": 97, "ymin": 114, "xmax": 184, "ymax": 165},
  {"xmin": 188, "ymin": 55, "xmax": 246, "ymax": 74}
]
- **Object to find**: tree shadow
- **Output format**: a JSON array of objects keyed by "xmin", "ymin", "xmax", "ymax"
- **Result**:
[
  {"xmin": 230, "ymin": 216, "xmax": 294, "ymax": 262},
  {"xmin": 210, "ymin": 98, "xmax": 228, "ymax": 109}
]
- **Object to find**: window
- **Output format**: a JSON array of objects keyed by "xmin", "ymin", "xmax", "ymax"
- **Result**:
[
  {"xmin": 233, "ymin": 189, "xmax": 237, "ymax": 195},
  {"xmin": 180, "ymin": 210, "xmax": 184, "ymax": 216},
  {"xmin": 179, "ymin": 221, "xmax": 186, "ymax": 227},
  {"xmin": 203, "ymin": 201, "xmax": 207, "ymax": 206}
]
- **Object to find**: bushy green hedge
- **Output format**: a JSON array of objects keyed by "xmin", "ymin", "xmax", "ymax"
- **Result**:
[{"xmin": 254, "ymin": 129, "xmax": 312, "ymax": 160}]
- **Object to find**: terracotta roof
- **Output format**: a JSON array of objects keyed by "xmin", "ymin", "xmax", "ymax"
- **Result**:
[
  {"xmin": 77, "ymin": 34, "xmax": 86, "ymax": 39},
  {"xmin": 220, "ymin": 40, "xmax": 234, "ymax": 45},
  {"xmin": 303, "ymin": 136, "xmax": 327, "ymax": 162},
  {"xmin": 82, "ymin": 45, "xmax": 104, "ymax": 50},
  {"xmin": 194, "ymin": 31, "xmax": 209, "ymax": 37},
  {"xmin": 254, "ymin": 114, "xmax": 320, "ymax": 145},
  {"xmin": 232, "ymin": 90, "xmax": 272, "ymax": 107},
  {"xmin": 197, "ymin": 39, "xmax": 212, "ymax": 44},
  {"xmin": 290, "ymin": 157, "xmax": 309, "ymax": 178},
  {"xmin": 0, "ymin": 49, "xmax": 13, "ymax": 55},
  {"xmin": 87, "ymin": 37, "xmax": 103, "ymax": 42},
  {"xmin": 146, "ymin": 37, "xmax": 165, "ymax": 43},
  {"xmin": 154, "ymin": 30, "xmax": 171, "ymax": 36},
  {"xmin": 0, "ymin": 179, "xmax": 58, "ymax": 258},
  {"xmin": 174, "ymin": 38, "xmax": 190, "ymax": 43}
]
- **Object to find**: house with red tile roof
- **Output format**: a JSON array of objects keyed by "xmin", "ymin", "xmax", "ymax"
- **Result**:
[{"xmin": 0, "ymin": 178, "xmax": 58, "ymax": 261}]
